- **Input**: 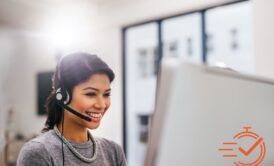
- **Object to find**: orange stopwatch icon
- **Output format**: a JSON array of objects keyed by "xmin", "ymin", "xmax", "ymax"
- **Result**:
[{"xmin": 219, "ymin": 126, "xmax": 266, "ymax": 166}]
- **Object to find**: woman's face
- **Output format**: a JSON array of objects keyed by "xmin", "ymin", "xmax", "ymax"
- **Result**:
[{"xmin": 66, "ymin": 73, "xmax": 111, "ymax": 129}]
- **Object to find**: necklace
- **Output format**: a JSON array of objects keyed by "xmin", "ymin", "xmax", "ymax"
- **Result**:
[{"xmin": 54, "ymin": 126, "xmax": 98, "ymax": 163}]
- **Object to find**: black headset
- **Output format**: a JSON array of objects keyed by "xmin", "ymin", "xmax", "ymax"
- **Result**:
[{"xmin": 55, "ymin": 58, "xmax": 71, "ymax": 106}]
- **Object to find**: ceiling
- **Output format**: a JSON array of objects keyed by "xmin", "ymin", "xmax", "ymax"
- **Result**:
[{"xmin": 0, "ymin": 0, "xmax": 122, "ymax": 30}]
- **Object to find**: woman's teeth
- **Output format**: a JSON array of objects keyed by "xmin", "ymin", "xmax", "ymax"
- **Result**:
[{"xmin": 86, "ymin": 112, "xmax": 102, "ymax": 118}]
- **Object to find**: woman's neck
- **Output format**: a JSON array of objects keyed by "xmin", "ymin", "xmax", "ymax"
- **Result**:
[{"xmin": 57, "ymin": 122, "xmax": 88, "ymax": 143}]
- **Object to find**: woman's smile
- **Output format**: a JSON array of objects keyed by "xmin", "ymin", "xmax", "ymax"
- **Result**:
[{"xmin": 85, "ymin": 111, "xmax": 103, "ymax": 122}]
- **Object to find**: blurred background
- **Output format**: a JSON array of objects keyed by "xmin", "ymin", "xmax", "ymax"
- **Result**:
[{"xmin": 0, "ymin": 0, "xmax": 273, "ymax": 165}]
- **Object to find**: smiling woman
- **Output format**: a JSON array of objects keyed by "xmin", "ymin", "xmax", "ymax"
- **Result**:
[{"xmin": 16, "ymin": 52, "xmax": 127, "ymax": 166}]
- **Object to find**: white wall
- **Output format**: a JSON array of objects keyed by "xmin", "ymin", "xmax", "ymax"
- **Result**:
[
  {"xmin": 0, "ymin": 28, "xmax": 19, "ymax": 151},
  {"xmin": 4, "ymin": 33, "xmax": 57, "ymax": 136}
]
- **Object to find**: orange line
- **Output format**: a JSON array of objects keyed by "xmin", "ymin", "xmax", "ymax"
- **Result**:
[
  {"xmin": 219, "ymin": 148, "xmax": 233, "ymax": 151},
  {"xmin": 223, "ymin": 154, "xmax": 237, "ymax": 158},
  {"xmin": 223, "ymin": 142, "xmax": 237, "ymax": 145},
  {"xmin": 238, "ymin": 137, "xmax": 263, "ymax": 156}
]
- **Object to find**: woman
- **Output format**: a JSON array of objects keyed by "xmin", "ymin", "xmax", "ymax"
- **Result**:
[{"xmin": 17, "ymin": 52, "xmax": 127, "ymax": 166}]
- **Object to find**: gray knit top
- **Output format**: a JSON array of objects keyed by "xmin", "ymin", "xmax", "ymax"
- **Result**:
[{"xmin": 17, "ymin": 130, "xmax": 127, "ymax": 166}]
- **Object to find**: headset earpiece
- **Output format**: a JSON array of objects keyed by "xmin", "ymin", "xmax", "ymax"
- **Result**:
[{"xmin": 56, "ymin": 88, "xmax": 70, "ymax": 105}]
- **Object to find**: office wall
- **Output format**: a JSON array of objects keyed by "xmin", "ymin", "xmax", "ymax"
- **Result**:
[
  {"xmin": 4, "ymin": 34, "xmax": 56, "ymax": 136},
  {"xmin": 0, "ymin": 28, "xmax": 18, "ymax": 152}
]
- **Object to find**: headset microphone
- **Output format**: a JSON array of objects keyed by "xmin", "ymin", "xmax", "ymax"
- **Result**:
[
  {"xmin": 57, "ymin": 102, "xmax": 92, "ymax": 122},
  {"xmin": 56, "ymin": 88, "xmax": 92, "ymax": 122}
]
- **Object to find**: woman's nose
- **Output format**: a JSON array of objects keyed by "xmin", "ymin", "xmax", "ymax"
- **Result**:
[{"xmin": 94, "ymin": 96, "xmax": 106, "ymax": 109}]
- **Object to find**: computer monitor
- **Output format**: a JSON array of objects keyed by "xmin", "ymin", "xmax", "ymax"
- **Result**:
[{"xmin": 146, "ymin": 57, "xmax": 274, "ymax": 166}]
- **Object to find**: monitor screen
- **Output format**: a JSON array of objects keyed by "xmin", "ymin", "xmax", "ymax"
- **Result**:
[{"xmin": 146, "ymin": 57, "xmax": 274, "ymax": 166}]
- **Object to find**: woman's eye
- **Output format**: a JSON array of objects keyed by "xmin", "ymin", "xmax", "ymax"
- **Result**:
[
  {"xmin": 85, "ymin": 93, "xmax": 96, "ymax": 97},
  {"xmin": 104, "ymin": 93, "xmax": 111, "ymax": 97}
]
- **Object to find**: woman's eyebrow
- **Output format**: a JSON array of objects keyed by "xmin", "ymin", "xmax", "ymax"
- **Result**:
[{"xmin": 82, "ymin": 87, "xmax": 111, "ymax": 92}]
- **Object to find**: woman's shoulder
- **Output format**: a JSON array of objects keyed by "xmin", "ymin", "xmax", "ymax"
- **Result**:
[
  {"xmin": 25, "ymin": 130, "xmax": 58, "ymax": 146},
  {"xmin": 20, "ymin": 130, "xmax": 53, "ymax": 149},
  {"xmin": 18, "ymin": 130, "xmax": 58, "ymax": 159},
  {"xmin": 17, "ymin": 131, "xmax": 55, "ymax": 165},
  {"xmin": 19, "ymin": 138, "xmax": 47, "ymax": 155}
]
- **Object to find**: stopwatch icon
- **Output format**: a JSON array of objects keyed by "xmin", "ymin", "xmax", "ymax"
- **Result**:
[{"xmin": 219, "ymin": 126, "xmax": 266, "ymax": 166}]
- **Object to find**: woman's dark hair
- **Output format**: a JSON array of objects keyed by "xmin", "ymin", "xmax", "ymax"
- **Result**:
[{"xmin": 42, "ymin": 52, "xmax": 115, "ymax": 132}]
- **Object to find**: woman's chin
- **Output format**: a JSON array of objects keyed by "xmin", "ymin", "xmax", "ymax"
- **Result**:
[{"xmin": 86, "ymin": 122, "xmax": 100, "ymax": 130}]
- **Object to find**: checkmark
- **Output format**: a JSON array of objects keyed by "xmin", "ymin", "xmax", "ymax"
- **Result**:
[{"xmin": 238, "ymin": 137, "xmax": 263, "ymax": 156}]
